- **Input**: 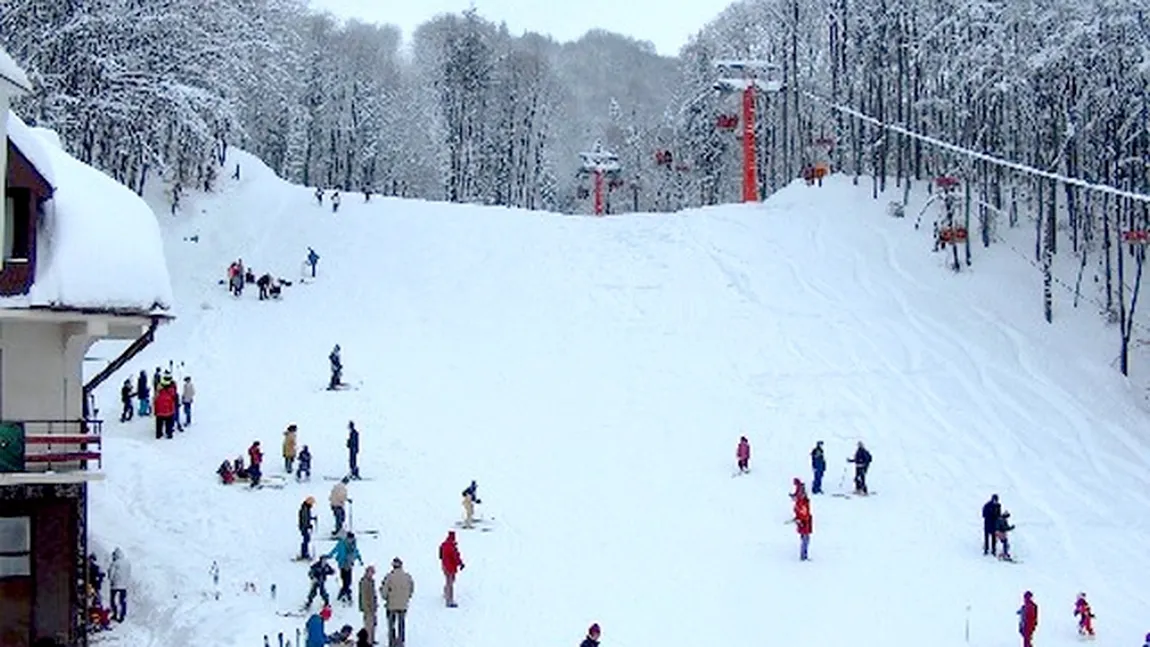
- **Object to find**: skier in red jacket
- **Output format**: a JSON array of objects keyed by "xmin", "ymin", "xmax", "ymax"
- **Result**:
[
  {"xmin": 793, "ymin": 495, "xmax": 812, "ymax": 561},
  {"xmin": 153, "ymin": 372, "xmax": 179, "ymax": 439},
  {"xmin": 1018, "ymin": 591, "xmax": 1038, "ymax": 647},
  {"xmin": 736, "ymin": 436, "xmax": 750, "ymax": 473},
  {"xmin": 438, "ymin": 531, "xmax": 464, "ymax": 607}
]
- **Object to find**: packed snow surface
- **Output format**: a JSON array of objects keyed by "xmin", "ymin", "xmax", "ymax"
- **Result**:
[
  {"xmin": 89, "ymin": 155, "xmax": 1150, "ymax": 647},
  {"xmin": 2, "ymin": 111, "xmax": 172, "ymax": 314}
]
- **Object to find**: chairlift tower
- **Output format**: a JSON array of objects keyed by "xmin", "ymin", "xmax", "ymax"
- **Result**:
[
  {"xmin": 713, "ymin": 60, "xmax": 785, "ymax": 202},
  {"xmin": 578, "ymin": 144, "xmax": 622, "ymax": 215}
]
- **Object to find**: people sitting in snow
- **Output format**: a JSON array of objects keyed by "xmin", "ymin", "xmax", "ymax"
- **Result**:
[
  {"xmin": 269, "ymin": 279, "xmax": 285, "ymax": 299},
  {"xmin": 245, "ymin": 268, "xmax": 256, "ymax": 284},
  {"xmin": 326, "ymin": 625, "xmax": 354, "ymax": 645},
  {"xmin": 217, "ymin": 460, "xmax": 236, "ymax": 484},
  {"xmin": 233, "ymin": 456, "xmax": 249, "ymax": 480},
  {"xmin": 995, "ymin": 510, "xmax": 1015, "ymax": 561},
  {"xmin": 461, "ymin": 480, "xmax": 481, "ymax": 528}
]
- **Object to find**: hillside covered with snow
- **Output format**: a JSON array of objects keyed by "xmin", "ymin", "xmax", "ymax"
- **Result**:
[{"xmin": 85, "ymin": 153, "xmax": 1150, "ymax": 647}]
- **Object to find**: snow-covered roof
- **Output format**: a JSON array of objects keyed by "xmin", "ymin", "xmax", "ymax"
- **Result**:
[
  {"xmin": 0, "ymin": 47, "xmax": 31, "ymax": 94},
  {"xmin": 1, "ymin": 111, "xmax": 173, "ymax": 316}
]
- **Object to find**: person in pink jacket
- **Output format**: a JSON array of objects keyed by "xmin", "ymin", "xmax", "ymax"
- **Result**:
[{"xmin": 736, "ymin": 436, "xmax": 751, "ymax": 473}]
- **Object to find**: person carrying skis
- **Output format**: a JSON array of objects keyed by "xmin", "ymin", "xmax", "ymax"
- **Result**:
[
  {"xmin": 358, "ymin": 565, "xmax": 379, "ymax": 645},
  {"xmin": 847, "ymin": 441, "xmax": 873, "ymax": 494},
  {"xmin": 982, "ymin": 494, "xmax": 1002, "ymax": 556},
  {"xmin": 119, "ymin": 379, "xmax": 134, "ymax": 422},
  {"xmin": 438, "ymin": 531, "xmax": 464, "ymax": 607},
  {"xmin": 1073, "ymin": 593, "xmax": 1095, "ymax": 638},
  {"xmin": 299, "ymin": 496, "xmax": 317, "ymax": 560},
  {"xmin": 736, "ymin": 436, "xmax": 750, "ymax": 473},
  {"xmin": 326, "ymin": 532, "xmax": 363, "ymax": 605},
  {"xmin": 793, "ymin": 489, "xmax": 813, "ymax": 561},
  {"xmin": 1018, "ymin": 591, "xmax": 1038, "ymax": 647},
  {"xmin": 329, "ymin": 345, "xmax": 343, "ymax": 390},
  {"xmin": 305, "ymin": 556, "xmax": 336, "ymax": 609},
  {"xmin": 347, "ymin": 421, "xmax": 360, "ymax": 480},
  {"xmin": 307, "ymin": 247, "xmax": 320, "ymax": 278},
  {"xmin": 330, "ymin": 477, "xmax": 350, "ymax": 536},
  {"xmin": 136, "ymin": 370, "xmax": 151, "ymax": 416},
  {"xmin": 581, "ymin": 623, "xmax": 601, "ymax": 647},
  {"xmin": 996, "ymin": 510, "xmax": 1015, "ymax": 561},
  {"xmin": 461, "ymin": 480, "xmax": 481, "ymax": 528},
  {"xmin": 810, "ymin": 441, "xmax": 826, "ymax": 494},
  {"xmin": 298, "ymin": 445, "xmax": 313, "ymax": 481},
  {"xmin": 381, "ymin": 557, "xmax": 414, "ymax": 647},
  {"xmin": 247, "ymin": 441, "xmax": 264, "ymax": 488},
  {"xmin": 284, "ymin": 425, "xmax": 299, "ymax": 473}
]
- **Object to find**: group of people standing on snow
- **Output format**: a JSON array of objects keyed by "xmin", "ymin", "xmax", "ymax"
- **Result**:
[
  {"xmin": 1014, "ymin": 590, "xmax": 1099, "ymax": 647},
  {"xmin": 226, "ymin": 258, "xmax": 292, "ymax": 300},
  {"xmin": 119, "ymin": 366, "xmax": 195, "ymax": 439}
]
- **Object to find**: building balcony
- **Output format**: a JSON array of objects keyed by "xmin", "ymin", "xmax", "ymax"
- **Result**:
[{"xmin": 0, "ymin": 420, "xmax": 103, "ymax": 485}]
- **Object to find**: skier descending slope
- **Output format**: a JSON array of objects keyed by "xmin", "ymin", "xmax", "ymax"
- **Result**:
[
  {"xmin": 735, "ymin": 436, "xmax": 750, "ymax": 474},
  {"xmin": 847, "ymin": 441, "xmax": 873, "ymax": 494}
]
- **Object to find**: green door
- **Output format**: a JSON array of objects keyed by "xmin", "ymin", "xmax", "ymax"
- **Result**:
[{"xmin": 0, "ymin": 423, "xmax": 25, "ymax": 473}]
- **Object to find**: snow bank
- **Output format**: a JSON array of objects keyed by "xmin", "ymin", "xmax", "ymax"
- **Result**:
[
  {"xmin": 3, "ymin": 111, "xmax": 172, "ymax": 314},
  {"xmin": 0, "ymin": 47, "xmax": 31, "ymax": 93}
]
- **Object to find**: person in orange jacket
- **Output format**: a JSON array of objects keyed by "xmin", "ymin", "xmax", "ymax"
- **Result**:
[
  {"xmin": 437, "ymin": 531, "xmax": 464, "ymax": 608},
  {"xmin": 793, "ymin": 495, "xmax": 812, "ymax": 561},
  {"xmin": 1073, "ymin": 593, "xmax": 1094, "ymax": 638}
]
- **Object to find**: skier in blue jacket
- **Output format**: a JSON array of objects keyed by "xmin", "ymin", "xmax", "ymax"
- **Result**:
[{"xmin": 326, "ymin": 532, "xmax": 363, "ymax": 604}]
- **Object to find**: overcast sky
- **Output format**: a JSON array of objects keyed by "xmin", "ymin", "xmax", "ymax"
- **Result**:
[{"xmin": 307, "ymin": 0, "xmax": 729, "ymax": 56}]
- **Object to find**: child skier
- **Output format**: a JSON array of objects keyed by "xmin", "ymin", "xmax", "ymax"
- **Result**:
[
  {"xmin": 996, "ymin": 511, "xmax": 1016, "ymax": 562},
  {"xmin": 297, "ymin": 445, "xmax": 313, "ymax": 481},
  {"xmin": 1073, "ymin": 593, "xmax": 1095, "ymax": 638},
  {"xmin": 461, "ymin": 480, "xmax": 481, "ymax": 528},
  {"xmin": 304, "ymin": 556, "xmax": 335, "ymax": 610},
  {"xmin": 736, "ymin": 436, "xmax": 750, "ymax": 473}
]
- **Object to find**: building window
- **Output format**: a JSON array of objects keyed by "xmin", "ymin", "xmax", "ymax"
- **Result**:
[
  {"xmin": 3, "ymin": 188, "xmax": 32, "ymax": 261},
  {"xmin": 0, "ymin": 516, "xmax": 31, "ymax": 577}
]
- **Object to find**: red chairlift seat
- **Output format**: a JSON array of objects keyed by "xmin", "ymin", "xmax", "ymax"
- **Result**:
[
  {"xmin": 1122, "ymin": 230, "xmax": 1150, "ymax": 244},
  {"xmin": 935, "ymin": 176, "xmax": 960, "ymax": 190},
  {"xmin": 938, "ymin": 227, "xmax": 968, "ymax": 244},
  {"xmin": 716, "ymin": 114, "xmax": 739, "ymax": 131},
  {"xmin": 655, "ymin": 150, "xmax": 673, "ymax": 166}
]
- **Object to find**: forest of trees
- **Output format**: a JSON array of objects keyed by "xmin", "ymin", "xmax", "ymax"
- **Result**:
[{"xmin": 2, "ymin": 0, "xmax": 1150, "ymax": 366}]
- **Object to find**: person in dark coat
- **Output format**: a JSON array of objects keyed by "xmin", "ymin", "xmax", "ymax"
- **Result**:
[
  {"xmin": 329, "ymin": 345, "xmax": 343, "ymax": 390},
  {"xmin": 136, "ymin": 370, "xmax": 151, "ymax": 416},
  {"xmin": 299, "ymin": 496, "xmax": 317, "ymax": 560},
  {"xmin": 307, "ymin": 247, "xmax": 320, "ymax": 278},
  {"xmin": 810, "ymin": 441, "xmax": 826, "ymax": 494},
  {"xmin": 982, "ymin": 494, "xmax": 1002, "ymax": 555},
  {"xmin": 581, "ymin": 623, "xmax": 601, "ymax": 647},
  {"xmin": 995, "ymin": 511, "xmax": 1016, "ymax": 561},
  {"xmin": 305, "ymin": 557, "xmax": 335, "ymax": 609},
  {"xmin": 257, "ymin": 273, "xmax": 272, "ymax": 300},
  {"xmin": 347, "ymin": 421, "xmax": 360, "ymax": 480},
  {"xmin": 847, "ymin": 441, "xmax": 872, "ymax": 494},
  {"xmin": 297, "ymin": 445, "xmax": 313, "ymax": 481},
  {"xmin": 119, "ymin": 379, "xmax": 134, "ymax": 422}
]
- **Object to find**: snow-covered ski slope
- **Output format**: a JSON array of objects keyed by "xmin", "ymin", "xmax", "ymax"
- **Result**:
[{"xmin": 89, "ymin": 152, "xmax": 1150, "ymax": 647}]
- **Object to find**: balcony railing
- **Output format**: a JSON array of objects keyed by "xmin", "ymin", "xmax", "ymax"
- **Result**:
[{"xmin": 0, "ymin": 420, "xmax": 103, "ymax": 474}]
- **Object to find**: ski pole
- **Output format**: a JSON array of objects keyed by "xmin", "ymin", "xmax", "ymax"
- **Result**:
[{"xmin": 964, "ymin": 604, "xmax": 971, "ymax": 643}]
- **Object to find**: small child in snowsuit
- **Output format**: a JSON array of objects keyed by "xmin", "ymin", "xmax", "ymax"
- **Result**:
[
  {"xmin": 297, "ymin": 445, "xmax": 313, "ymax": 481},
  {"xmin": 1074, "ymin": 593, "xmax": 1094, "ymax": 638},
  {"xmin": 736, "ymin": 436, "xmax": 750, "ymax": 473},
  {"xmin": 995, "ymin": 511, "xmax": 1015, "ymax": 561}
]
